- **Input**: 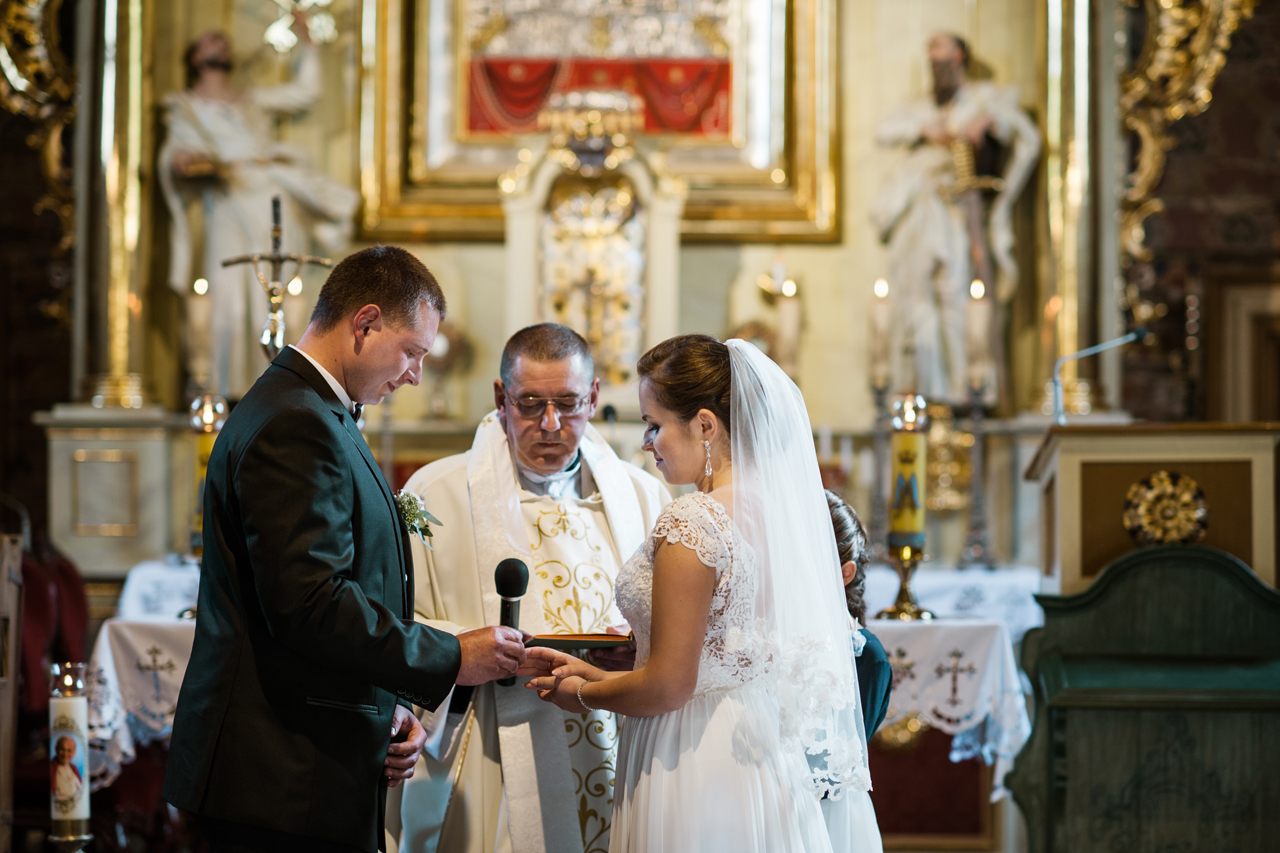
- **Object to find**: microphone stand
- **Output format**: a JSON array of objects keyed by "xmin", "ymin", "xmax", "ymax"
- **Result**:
[{"xmin": 1051, "ymin": 330, "xmax": 1144, "ymax": 426}]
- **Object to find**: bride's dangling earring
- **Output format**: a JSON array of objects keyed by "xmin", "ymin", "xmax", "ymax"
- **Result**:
[{"xmin": 704, "ymin": 441, "xmax": 713, "ymax": 478}]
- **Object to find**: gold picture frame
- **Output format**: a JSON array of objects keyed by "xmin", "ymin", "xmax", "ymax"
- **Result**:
[
  {"xmin": 358, "ymin": 0, "xmax": 840, "ymax": 242},
  {"xmin": 72, "ymin": 449, "xmax": 140, "ymax": 536}
]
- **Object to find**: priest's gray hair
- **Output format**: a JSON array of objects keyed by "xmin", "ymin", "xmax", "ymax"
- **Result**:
[{"xmin": 500, "ymin": 324, "xmax": 594, "ymax": 387}]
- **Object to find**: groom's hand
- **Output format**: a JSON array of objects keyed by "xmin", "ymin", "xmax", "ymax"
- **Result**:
[
  {"xmin": 455, "ymin": 626, "xmax": 527, "ymax": 685},
  {"xmin": 384, "ymin": 704, "xmax": 426, "ymax": 787}
]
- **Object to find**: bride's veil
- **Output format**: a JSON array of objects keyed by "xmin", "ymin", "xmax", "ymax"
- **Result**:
[{"xmin": 727, "ymin": 338, "xmax": 872, "ymax": 797}]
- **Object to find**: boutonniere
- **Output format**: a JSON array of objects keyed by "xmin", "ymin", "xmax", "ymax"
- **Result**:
[{"xmin": 396, "ymin": 490, "xmax": 442, "ymax": 550}]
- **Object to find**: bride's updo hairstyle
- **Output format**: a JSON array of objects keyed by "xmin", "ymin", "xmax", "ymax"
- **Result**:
[{"xmin": 636, "ymin": 334, "xmax": 732, "ymax": 435}]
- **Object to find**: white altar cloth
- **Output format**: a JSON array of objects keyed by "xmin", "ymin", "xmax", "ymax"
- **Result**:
[
  {"xmin": 86, "ymin": 619, "xmax": 196, "ymax": 788},
  {"xmin": 867, "ymin": 618, "xmax": 1030, "ymax": 799},
  {"xmin": 865, "ymin": 564, "xmax": 1043, "ymax": 642}
]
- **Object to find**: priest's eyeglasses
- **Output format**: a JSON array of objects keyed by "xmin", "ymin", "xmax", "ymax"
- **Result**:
[{"xmin": 504, "ymin": 392, "xmax": 591, "ymax": 419}]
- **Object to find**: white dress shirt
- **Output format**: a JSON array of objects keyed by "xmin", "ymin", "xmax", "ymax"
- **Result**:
[{"xmin": 288, "ymin": 344, "xmax": 356, "ymax": 415}]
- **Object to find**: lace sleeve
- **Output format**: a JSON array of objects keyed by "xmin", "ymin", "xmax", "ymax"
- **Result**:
[{"xmin": 651, "ymin": 494, "xmax": 733, "ymax": 579}]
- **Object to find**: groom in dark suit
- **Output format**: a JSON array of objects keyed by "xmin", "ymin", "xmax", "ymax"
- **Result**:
[{"xmin": 164, "ymin": 247, "xmax": 527, "ymax": 852}]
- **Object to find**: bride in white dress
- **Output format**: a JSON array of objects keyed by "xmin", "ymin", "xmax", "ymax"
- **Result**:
[{"xmin": 525, "ymin": 335, "xmax": 879, "ymax": 852}]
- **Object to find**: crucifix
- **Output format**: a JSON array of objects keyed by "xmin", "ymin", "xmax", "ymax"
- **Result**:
[
  {"xmin": 136, "ymin": 645, "xmax": 176, "ymax": 705},
  {"xmin": 222, "ymin": 195, "xmax": 332, "ymax": 360},
  {"xmin": 934, "ymin": 648, "xmax": 977, "ymax": 708}
]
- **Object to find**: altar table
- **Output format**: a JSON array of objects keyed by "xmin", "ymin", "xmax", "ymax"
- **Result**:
[
  {"xmin": 866, "ymin": 618, "xmax": 1031, "ymax": 799},
  {"xmin": 86, "ymin": 618, "xmax": 194, "ymax": 788}
]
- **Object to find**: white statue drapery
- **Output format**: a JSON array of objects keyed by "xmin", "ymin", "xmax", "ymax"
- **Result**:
[
  {"xmin": 158, "ymin": 47, "xmax": 358, "ymax": 398},
  {"xmin": 871, "ymin": 80, "xmax": 1040, "ymax": 402}
]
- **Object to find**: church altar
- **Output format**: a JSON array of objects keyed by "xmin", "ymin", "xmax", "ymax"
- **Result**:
[
  {"xmin": 865, "ymin": 564, "xmax": 1043, "ymax": 643},
  {"xmin": 85, "ymin": 618, "xmax": 195, "ymax": 789},
  {"xmin": 867, "ymin": 619, "xmax": 1031, "ymax": 800}
]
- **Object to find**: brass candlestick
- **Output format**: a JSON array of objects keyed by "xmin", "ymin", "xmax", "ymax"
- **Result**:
[
  {"xmin": 957, "ymin": 380, "xmax": 995, "ymax": 569},
  {"xmin": 878, "ymin": 546, "xmax": 933, "ymax": 621},
  {"xmin": 867, "ymin": 381, "xmax": 891, "ymax": 562}
]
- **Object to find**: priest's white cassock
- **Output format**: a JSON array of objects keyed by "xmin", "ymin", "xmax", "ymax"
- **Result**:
[{"xmin": 394, "ymin": 414, "xmax": 670, "ymax": 853}]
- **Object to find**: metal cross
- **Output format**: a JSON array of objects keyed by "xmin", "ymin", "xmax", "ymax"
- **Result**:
[
  {"xmin": 136, "ymin": 645, "xmax": 176, "ymax": 704},
  {"xmin": 934, "ymin": 648, "xmax": 977, "ymax": 708},
  {"xmin": 222, "ymin": 195, "xmax": 332, "ymax": 360}
]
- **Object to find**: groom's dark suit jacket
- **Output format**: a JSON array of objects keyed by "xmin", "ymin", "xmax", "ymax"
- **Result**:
[{"xmin": 164, "ymin": 348, "xmax": 461, "ymax": 852}]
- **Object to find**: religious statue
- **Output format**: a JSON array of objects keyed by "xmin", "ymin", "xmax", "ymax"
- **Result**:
[
  {"xmin": 870, "ymin": 33, "xmax": 1040, "ymax": 403},
  {"xmin": 158, "ymin": 14, "xmax": 358, "ymax": 399}
]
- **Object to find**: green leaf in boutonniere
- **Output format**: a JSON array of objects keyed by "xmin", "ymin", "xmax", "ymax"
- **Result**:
[{"xmin": 395, "ymin": 489, "xmax": 443, "ymax": 550}]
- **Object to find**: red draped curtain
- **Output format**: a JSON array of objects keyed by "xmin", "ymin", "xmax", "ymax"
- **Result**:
[{"xmin": 468, "ymin": 58, "xmax": 731, "ymax": 137}]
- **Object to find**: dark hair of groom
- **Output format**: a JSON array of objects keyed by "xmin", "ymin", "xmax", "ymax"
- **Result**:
[{"xmin": 310, "ymin": 245, "xmax": 448, "ymax": 332}]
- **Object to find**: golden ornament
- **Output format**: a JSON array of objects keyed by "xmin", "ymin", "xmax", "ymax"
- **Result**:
[{"xmin": 1122, "ymin": 470, "xmax": 1208, "ymax": 545}]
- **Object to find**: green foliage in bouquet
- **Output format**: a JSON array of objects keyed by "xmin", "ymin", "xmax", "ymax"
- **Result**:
[{"xmin": 395, "ymin": 490, "xmax": 442, "ymax": 549}]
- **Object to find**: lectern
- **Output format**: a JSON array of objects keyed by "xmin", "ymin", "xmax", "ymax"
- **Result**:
[{"xmin": 1025, "ymin": 423, "xmax": 1279, "ymax": 594}]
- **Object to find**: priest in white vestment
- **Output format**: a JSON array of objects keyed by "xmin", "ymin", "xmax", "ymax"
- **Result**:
[
  {"xmin": 870, "ymin": 32, "xmax": 1039, "ymax": 402},
  {"xmin": 395, "ymin": 324, "xmax": 670, "ymax": 853},
  {"xmin": 158, "ymin": 20, "xmax": 358, "ymax": 398}
]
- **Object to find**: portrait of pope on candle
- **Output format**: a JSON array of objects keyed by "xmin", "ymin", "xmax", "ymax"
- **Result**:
[{"xmin": 51, "ymin": 734, "xmax": 84, "ymax": 800}]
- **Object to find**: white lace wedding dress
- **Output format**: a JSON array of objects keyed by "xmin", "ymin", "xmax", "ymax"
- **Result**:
[{"xmin": 610, "ymin": 491, "xmax": 835, "ymax": 853}]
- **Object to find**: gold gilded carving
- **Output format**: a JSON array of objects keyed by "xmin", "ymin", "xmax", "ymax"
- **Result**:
[
  {"xmin": 1120, "ymin": 0, "xmax": 1256, "ymax": 264},
  {"xmin": 469, "ymin": 13, "xmax": 508, "ymax": 52},
  {"xmin": 924, "ymin": 403, "xmax": 973, "ymax": 513},
  {"xmin": 0, "ymin": 0, "xmax": 75, "ymax": 253},
  {"xmin": 362, "ymin": 0, "xmax": 839, "ymax": 242},
  {"xmin": 1122, "ymin": 469, "xmax": 1208, "ymax": 545}
]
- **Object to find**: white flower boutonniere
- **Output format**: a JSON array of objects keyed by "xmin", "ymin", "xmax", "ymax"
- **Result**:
[{"xmin": 396, "ymin": 490, "xmax": 442, "ymax": 550}]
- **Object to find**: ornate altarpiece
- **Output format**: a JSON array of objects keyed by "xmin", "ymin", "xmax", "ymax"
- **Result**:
[
  {"xmin": 500, "ymin": 93, "xmax": 686, "ymax": 411},
  {"xmin": 359, "ymin": 0, "xmax": 839, "ymax": 241}
]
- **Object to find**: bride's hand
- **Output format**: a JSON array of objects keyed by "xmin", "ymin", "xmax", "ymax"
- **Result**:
[
  {"xmin": 515, "ymin": 647, "xmax": 602, "ymax": 680},
  {"xmin": 526, "ymin": 674, "xmax": 591, "ymax": 714}
]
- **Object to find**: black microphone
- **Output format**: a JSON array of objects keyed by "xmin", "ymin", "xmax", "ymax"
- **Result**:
[{"xmin": 495, "ymin": 558, "xmax": 529, "ymax": 686}]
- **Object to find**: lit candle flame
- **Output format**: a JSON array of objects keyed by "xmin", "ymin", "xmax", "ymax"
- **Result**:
[
  {"xmin": 287, "ymin": 277, "xmax": 303, "ymax": 296},
  {"xmin": 193, "ymin": 278, "xmax": 209, "ymax": 295},
  {"xmin": 970, "ymin": 279, "xmax": 985, "ymax": 299},
  {"xmin": 874, "ymin": 279, "xmax": 889, "ymax": 299}
]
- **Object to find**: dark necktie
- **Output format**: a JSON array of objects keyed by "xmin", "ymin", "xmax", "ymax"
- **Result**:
[{"xmin": 352, "ymin": 403, "xmax": 363, "ymax": 420}]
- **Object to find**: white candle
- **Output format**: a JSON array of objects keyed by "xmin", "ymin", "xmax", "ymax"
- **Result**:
[
  {"xmin": 186, "ymin": 280, "xmax": 213, "ymax": 388},
  {"xmin": 285, "ymin": 279, "xmax": 309, "ymax": 347},
  {"xmin": 49, "ymin": 695, "xmax": 90, "ymax": 821},
  {"xmin": 775, "ymin": 289, "xmax": 802, "ymax": 380},
  {"xmin": 966, "ymin": 279, "xmax": 993, "ymax": 390},
  {"xmin": 817, "ymin": 425, "xmax": 833, "ymax": 464},
  {"xmin": 869, "ymin": 279, "xmax": 892, "ymax": 388}
]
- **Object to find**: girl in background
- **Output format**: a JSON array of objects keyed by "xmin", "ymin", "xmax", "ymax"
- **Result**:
[{"xmin": 825, "ymin": 491, "xmax": 892, "ymax": 735}]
